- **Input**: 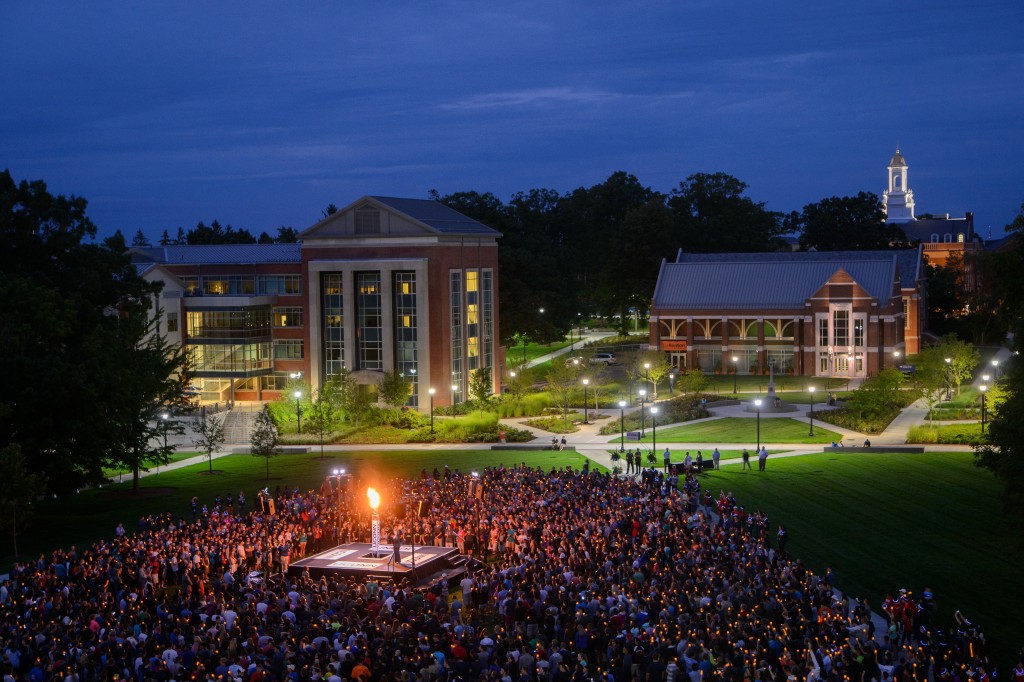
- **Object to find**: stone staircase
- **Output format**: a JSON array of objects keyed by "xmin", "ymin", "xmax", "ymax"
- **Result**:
[{"xmin": 222, "ymin": 406, "xmax": 260, "ymax": 444}]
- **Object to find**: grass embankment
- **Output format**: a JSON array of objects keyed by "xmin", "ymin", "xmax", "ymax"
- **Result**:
[
  {"xmin": 630, "ymin": 417, "xmax": 841, "ymax": 445},
  {"xmin": 700, "ymin": 451, "xmax": 1022, "ymax": 665},
  {"xmin": 3, "ymin": 450, "xmax": 594, "ymax": 567}
]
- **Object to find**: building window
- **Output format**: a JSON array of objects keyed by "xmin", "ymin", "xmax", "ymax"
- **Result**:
[
  {"xmin": 356, "ymin": 272, "xmax": 382, "ymax": 370},
  {"xmin": 451, "ymin": 271, "xmax": 463, "ymax": 392},
  {"xmin": 166, "ymin": 312, "xmax": 178, "ymax": 333},
  {"xmin": 930, "ymin": 233, "xmax": 939, "ymax": 242},
  {"xmin": 957, "ymin": 233, "xmax": 965, "ymax": 243},
  {"xmin": 833, "ymin": 309, "xmax": 849, "ymax": 346},
  {"xmin": 854, "ymin": 318, "xmax": 864, "ymax": 347},
  {"xmin": 203, "ymin": 275, "xmax": 255, "ymax": 296},
  {"xmin": 257, "ymin": 275, "xmax": 302, "ymax": 295},
  {"xmin": 322, "ymin": 273, "xmax": 345, "ymax": 381},
  {"xmin": 186, "ymin": 307, "xmax": 271, "ymax": 341},
  {"xmin": 482, "ymin": 270, "xmax": 493, "ymax": 371},
  {"xmin": 260, "ymin": 371, "xmax": 293, "ymax": 391},
  {"xmin": 818, "ymin": 318, "xmax": 828, "ymax": 347},
  {"xmin": 466, "ymin": 270, "xmax": 479, "ymax": 371},
  {"xmin": 273, "ymin": 339, "xmax": 304, "ymax": 360},
  {"xmin": 272, "ymin": 307, "xmax": 303, "ymax": 327},
  {"xmin": 187, "ymin": 342, "xmax": 271, "ymax": 374},
  {"xmin": 355, "ymin": 208, "xmax": 381, "ymax": 235},
  {"xmin": 394, "ymin": 271, "xmax": 418, "ymax": 407},
  {"xmin": 182, "ymin": 277, "xmax": 200, "ymax": 296},
  {"xmin": 903, "ymin": 299, "xmax": 910, "ymax": 329},
  {"xmin": 944, "ymin": 233, "xmax": 952, "ymax": 243}
]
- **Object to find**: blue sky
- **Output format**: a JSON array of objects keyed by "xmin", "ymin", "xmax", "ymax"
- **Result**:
[{"xmin": 2, "ymin": 1, "xmax": 1022, "ymax": 242}]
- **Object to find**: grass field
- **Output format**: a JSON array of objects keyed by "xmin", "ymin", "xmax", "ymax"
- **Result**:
[
  {"xmin": 628, "ymin": 417, "xmax": 842, "ymax": 444},
  {"xmin": 103, "ymin": 451, "xmax": 202, "ymax": 477},
  {"xmin": 700, "ymin": 451, "xmax": 1023, "ymax": 664},
  {"xmin": 2, "ymin": 450, "xmax": 594, "ymax": 567}
]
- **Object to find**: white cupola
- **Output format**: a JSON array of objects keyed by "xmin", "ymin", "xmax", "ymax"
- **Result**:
[{"xmin": 882, "ymin": 147, "xmax": 915, "ymax": 223}]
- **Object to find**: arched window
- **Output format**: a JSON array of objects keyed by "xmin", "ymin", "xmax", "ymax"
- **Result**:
[
  {"xmin": 930, "ymin": 233, "xmax": 939, "ymax": 242},
  {"xmin": 957, "ymin": 233, "xmax": 965, "ymax": 243},
  {"xmin": 944, "ymin": 233, "xmax": 952, "ymax": 243}
]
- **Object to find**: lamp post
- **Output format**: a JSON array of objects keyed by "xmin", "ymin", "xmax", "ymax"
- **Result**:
[
  {"xmin": 893, "ymin": 350, "xmax": 901, "ymax": 369},
  {"xmin": 754, "ymin": 399, "xmax": 762, "ymax": 451},
  {"xmin": 669, "ymin": 371, "xmax": 675, "ymax": 396},
  {"xmin": 808, "ymin": 386, "xmax": 815, "ymax": 437},
  {"xmin": 732, "ymin": 355, "xmax": 739, "ymax": 395},
  {"xmin": 582, "ymin": 378, "xmax": 590, "ymax": 424},
  {"xmin": 992, "ymin": 358, "xmax": 1000, "ymax": 381},
  {"xmin": 980, "ymin": 384, "xmax": 988, "ymax": 433},
  {"xmin": 619, "ymin": 400, "xmax": 626, "ymax": 453},
  {"xmin": 650, "ymin": 406, "xmax": 658, "ymax": 462},
  {"xmin": 644, "ymin": 362, "xmax": 651, "ymax": 398},
  {"xmin": 428, "ymin": 388, "xmax": 436, "ymax": 433},
  {"xmin": 294, "ymin": 390, "xmax": 302, "ymax": 433},
  {"xmin": 160, "ymin": 412, "xmax": 169, "ymax": 476},
  {"xmin": 451, "ymin": 383, "xmax": 459, "ymax": 407},
  {"xmin": 638, "ymin": 389, "xmax": 647, "ymax": 437}
]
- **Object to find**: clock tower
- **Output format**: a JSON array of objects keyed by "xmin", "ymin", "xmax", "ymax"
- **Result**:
[{"xmin": 882, "ymin": 147, "xmax": 915, "ymax": 223}]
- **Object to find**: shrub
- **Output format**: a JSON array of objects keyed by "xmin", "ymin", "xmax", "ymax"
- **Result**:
[
  {"xmin": 598, "ymin": 396, "xmax": 709, "ymax": 435},
  {"xmin": 907, "ymin": 424, "xmax": 985, "ymax": 445},
  {"xmin": 494, "ymin": 394, "xmax": 552, "ymax": 418}
]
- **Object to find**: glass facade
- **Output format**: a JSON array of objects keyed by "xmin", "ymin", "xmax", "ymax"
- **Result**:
[
  {"xmin": 393, "ymin": 272, "xmax": 419, "ymax": 407},
  {"xmin": 356, "ymin": 272, "xmax": 382, "ymax": 370},
  {"xmin": 186, "ymin": 307, "xmax": 271, "ymax": 341},
  {"xmin": 257, "ymin": 275, "xmax": 302, "ymax": 295},
  {"xmin": 273, "ymin": 339, "xmax": 304, "ymax": 360},
  {"xmin": 188, "ymin": 343, "xmax": 271, "ymax": 375},
  {"xmin": 450, "ymin": 271, "xmax": 463, "ymax": 396},
  {"xmin": 482, "ymin": 270, "xmax": 494, "ymax": 370},
  {"xmin": 202, "ymin": 276, "xmax": 255, "ymax": 296},
  {"xmin": 321, "ymin": 273, "xmax": 344, "ymax": 382}
]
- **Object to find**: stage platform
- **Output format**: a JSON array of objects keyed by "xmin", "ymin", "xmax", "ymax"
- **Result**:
[{"xmin": 289, "ymin": 542, "xmax": 467, "ymax": 585}]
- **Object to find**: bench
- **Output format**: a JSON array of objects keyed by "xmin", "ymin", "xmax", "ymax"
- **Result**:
[
  {"xmin": 490, "ymin": 444, "xmax": 578, "ymax": 452},
  {"xmin": 827, "ymin": 446, "xmax": 925, "ymax": 454}
]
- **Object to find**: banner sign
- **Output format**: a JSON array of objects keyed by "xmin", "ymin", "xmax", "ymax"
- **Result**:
[{"xmin": 661, "ymin": 340, "xmax": 688, "ymax": 351}]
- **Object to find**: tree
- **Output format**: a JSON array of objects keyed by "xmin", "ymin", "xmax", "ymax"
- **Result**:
[
  {"xmin": 679, "ymin": 369, "xmax": 711, "ymax": 395},
  {"xmin": 275, "ymin": 226, "xmax": 299, "ymax": 243},
  {"xmin": 191, "ymin": 413, "xmax": 227, "ymax": 473},
  {"xmin": 322, "ymin": 203, "xmax": 339, "ymax": 219},
  {"xmin": 332, "ymin": 368, "xmax": 373, "ymax": 424},
  {"xmin": 0, "ymin": 445, "xmax": 46, "ymax": 558},
  {"xmin": 378, "ymin": 369, "xmax": 412, "ymax": 409},
  {"xmin": 104, "ymin": 313, "xmax": 190, "ymax": 491},
  {"xmin": 844, "ymin": 369, "xmax": 907, "ymax": 421},
  {"xmin": 185, "ymin": 219, "xmax": 257, "ymax": 245},
  {"xmin": 793, "ymin": 192, "xmax": 909, "ymax": 251},
  {"xmin": 131, "ymin": 229, "xmax": 151, "ymax": 247},
  {"xmin": 937, "ymin": 333, "xmax": 979, "ymax": 395},
  {"xmin": 669, "ymin": 172, "xmax": 785, "ymax": 253},
  {"xmin": 250, "ymin": 406, "xmax": 280, "ymax": 480},
  {"xmin": 304, "ymin": 387, "xmax": 340, "ymax": 460},
  {"xmin": 975, "ymin": 201, "xmax": 1024, "ymax": 539},
  {"xmin": 912, "ymin": 346, "xmax": 949, "ymax": 427},
  {"xmin": 634, "ymin": 350, "xmax": 673, "ymax": 398},
  {"xmin": 545, "ymin": 361, "xmax": 578, "ymax": 431},
  {"xmin": 0, "ymin": 171, "xmax": 177, "ymax": 492},
  {"xmin": 470, "ymin": 367, "xmax": 493, "ymax": 406}
]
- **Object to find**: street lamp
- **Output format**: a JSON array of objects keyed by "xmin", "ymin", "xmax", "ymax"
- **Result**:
[
  {"xmin": 619, "ymin": 400, "xmax": 626, "ymax": 453},
  {"xmin": 294, "ymin": 390, "xmax": 302, "ymax": 433},
  {"xmin": 893, "ymin": 350, "xmax": 901, "ymax": 368},
  {"xmin": 980, "ymin": 384, "xmax": 988, "ymax": 433},
  {"xmin": 650, "ymin": 406, "xmax": 658, "ymax": 463},
  {"xmin": 754, "ymin": 399, "xmax": 762, "ymax": 451},
  {"xmin": 638, "ymin": 389, "xmax": 647, "ymax": 437},
  {"xmin": 582, "ymin": 378, "xmax": 590, "ymax": 424},
  {"xmin": 992, "ymin": 358, "xmax": 1000, "ymax": 381},
  {"xmin": 451, "ymin": 383, "xmax": 459, "ymax": 407},
  {"xmin": 808, "ymin": 386, "xmax": 816, "ymax": 437},
  {"xmin": 732, "ymin": 355, "xmax": 739, "ymax": 395},
  {"xmin": 644, "ymin": 362, "xmax": 651, "ymax": 397},
  {"xmin": 428, "ymin": 388, "xmax": 436, "ymax": 433}
]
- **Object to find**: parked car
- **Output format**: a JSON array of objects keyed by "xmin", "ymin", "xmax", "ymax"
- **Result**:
[{"xmin": 590, "ymin": 352, "xmax": 617, "ymax": 365}]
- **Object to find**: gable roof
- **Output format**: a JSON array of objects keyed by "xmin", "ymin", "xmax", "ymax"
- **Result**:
[
  {"xmin": 369, "ymin": 196, "xmax": 501, "ymax": 236},
  {"xmin": 129, "ymin": 244, "xmax": 301, "ymax": 265},
  {"xmin": 673, "ymin": 247, "xmax": 922, "ymax": 290},
  {"xmin": 654, "ymin": 257, "xmax": 899, "ymax": 310}
]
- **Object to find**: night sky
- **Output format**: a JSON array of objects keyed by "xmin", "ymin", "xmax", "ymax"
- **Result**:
[{"xmin": 2, "ymin": 1, "xmax": 1022, "ymax": 242}]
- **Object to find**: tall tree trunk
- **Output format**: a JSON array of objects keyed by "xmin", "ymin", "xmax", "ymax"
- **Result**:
[
  {"xmin": 133, "ymin": 465, "xmax": 140, "ymax": 492},
  {"xmin": 209, "ymin": 453, "xmax": 213, "ymax": 473}
]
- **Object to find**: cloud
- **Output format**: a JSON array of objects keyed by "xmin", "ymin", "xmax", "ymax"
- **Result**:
[{"xmin": 440, "ymin": 87, "xmax": 693, "ymax": 111}]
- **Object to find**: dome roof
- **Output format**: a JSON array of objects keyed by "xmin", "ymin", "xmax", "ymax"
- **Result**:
[{"xmin": 889, "ymin": 148, "xmax": 907, "ymax": 168}]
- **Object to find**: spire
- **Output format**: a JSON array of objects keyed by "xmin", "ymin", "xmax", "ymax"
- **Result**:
[{"xmin": 889, "ymin": 147, "xmax": 907, "ymax": 168}]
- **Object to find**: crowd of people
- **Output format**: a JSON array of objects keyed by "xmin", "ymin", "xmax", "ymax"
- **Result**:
[{"xmin": 0, "ymin": 463, "xmax": 1002, "ymax": 682}]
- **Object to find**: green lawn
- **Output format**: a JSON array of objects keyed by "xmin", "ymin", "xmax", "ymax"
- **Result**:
[
  {"xmin": 102, "ymin": 450, "xmax": 202, "ymax": 477},
  {"xmin": 628, "ymin": 417, "xmax": 841, "ymax": 444},
  {"xmin": 700, "ymin": 451, "xmax": 1023, "ymax": 664},
  {"xmin": 2, "ymin": 450, "xmax": 594, "ymax": 567}
]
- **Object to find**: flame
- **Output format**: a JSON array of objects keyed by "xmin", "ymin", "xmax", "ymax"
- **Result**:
[{"xmin": 367, "ymin": 487, "xmax": 380, "ymax": 510}]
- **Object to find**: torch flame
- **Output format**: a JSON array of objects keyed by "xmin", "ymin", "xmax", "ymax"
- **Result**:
[{"xmin": 367, "ymin": 487, "xmax": 380, "ymax": 510}]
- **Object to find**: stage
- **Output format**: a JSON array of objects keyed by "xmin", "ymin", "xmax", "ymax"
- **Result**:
[{"xmin": 289, "ymin": 542, "xmax": 469, "ymax": 585}]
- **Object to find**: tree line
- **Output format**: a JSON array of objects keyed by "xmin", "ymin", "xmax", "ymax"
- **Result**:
[{"xmin": 429, "ymin": 172, "xmax": 911, "ymax": 345}]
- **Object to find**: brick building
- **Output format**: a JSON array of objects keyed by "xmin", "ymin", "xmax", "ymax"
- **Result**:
[
  {"xmin": 132, "ymin": 196, "xmax": 502, "ymax": 409},
  {"xmin": 649, "ymin": 248, "xmax": 926, "ymax": 379}
]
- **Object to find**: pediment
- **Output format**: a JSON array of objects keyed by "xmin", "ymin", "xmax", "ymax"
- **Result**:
[
  {"xmin": 300, "ymin": 197, "xmax": 437, "ymax": 240},
  {"xmin": 807, "ymin": 268, "xmax": 872, "ymax": 301}
]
